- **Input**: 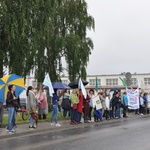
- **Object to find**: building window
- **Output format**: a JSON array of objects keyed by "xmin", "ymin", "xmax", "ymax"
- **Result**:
[
  {"xmin": 89, "ymin": 79, "xmax": 101, "ymax": 86},
  {"xmin": 106, "ymin": 79, "xmax": 118, "ymax": 86},
  {"xmin": 144, "ymin": 78, "xmax": 150, "ymax": 85},
  {"xmin": 62, "ymin": 80, "xmax": 68, "ymax": 85},
  {"xmin": 131, "ymin": 78, "xmax": 137, "ymax": 85}
]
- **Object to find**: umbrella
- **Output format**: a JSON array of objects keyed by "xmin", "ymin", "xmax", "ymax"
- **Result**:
[
  {"xmin": 44, "ymin": 82, "xmax": 71, "ymax": 89},
  {"xmin": 0, "ymin": 74, "xmax": 25, "ymax": 102},
  {"xmin": 68, "ymin": 79, "xmax": 89, "ymax": 89},
  {"xmin": 52, "ymin": 82, "xmax": 71, "ymax": 89},
  {"xmin": 110, "ymin": 87, "xmax": 120, "ymax": 92}
]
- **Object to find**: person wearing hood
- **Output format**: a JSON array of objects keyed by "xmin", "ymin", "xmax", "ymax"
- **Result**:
[{"xmin": 26, "ymin": 86, "xmax": 37, "ymax": 129}]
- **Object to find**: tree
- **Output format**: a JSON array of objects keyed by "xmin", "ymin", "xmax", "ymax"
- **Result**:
[
  {"xmin": 0, "ymin": 0, "xmax": 94, "ymax": 83},
  {"xmin": 63, "ymin": 0, "xmax": 94, "ymax": 81}
]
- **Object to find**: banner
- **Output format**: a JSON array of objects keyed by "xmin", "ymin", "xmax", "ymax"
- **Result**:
[
  {"xmin": 126, "ymin": 88, "xmax": 139, "ymax": 109},
  {"xmin": 43, "ymin": 73, "xmax": 54, "ymax": 97},
  {"xmin": 92, "ymin": 95, "xmax": 102, "ymax": 110}
]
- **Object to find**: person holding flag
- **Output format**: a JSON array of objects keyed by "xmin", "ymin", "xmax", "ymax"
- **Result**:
[
  {"xmin": 75, "ymin": 89, "xmax": 84, "ymax": 123},
  {"xmin": 43, "ymin": 73, "xmax": 61, "ymax": 127},
  {"xmin": 74, "ymin": 78, "xmax": 87, "ymax": 123}
]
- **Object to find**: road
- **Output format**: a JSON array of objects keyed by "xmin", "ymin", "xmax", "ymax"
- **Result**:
[{"xmin": 1, "ymin": 116, "xmax": 150, "ymax": 150}]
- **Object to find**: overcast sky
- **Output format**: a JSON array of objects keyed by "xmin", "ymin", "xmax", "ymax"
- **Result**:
[{"xmin": 86, "ymin": 0, "xmax": 150, "ymax": 75}]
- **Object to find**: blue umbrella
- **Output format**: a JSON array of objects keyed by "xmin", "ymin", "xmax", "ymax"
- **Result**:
[
  {"xmin": 110, "ymin": 87, "xmax": 120, "ymax": 92},
  {"xmin": 0, "ymin": 74, "xmax": 25, "ymax": 102},
  {"xmin": 52, "ymin": 82, "xmax": 71, "ymax": 89},
  {"xmin": 44, "ymin": 82, "xmax": 71, "ymax": 89}
]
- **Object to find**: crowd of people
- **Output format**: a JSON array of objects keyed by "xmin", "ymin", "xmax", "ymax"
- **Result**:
[
  {"xmin": 1, "ymin": 85, "xmax": 49, "ymax": 134},
  {"xmin": 0, "ymin": 84, "xmax": 150, "ymax": 134},
  {"xmin": 61, "ymin": 88, "xmax": 150, "ymax": 124}
]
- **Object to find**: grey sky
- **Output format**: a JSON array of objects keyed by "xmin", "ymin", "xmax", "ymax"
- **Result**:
[{"xmin": 86, "ymin": 0, "xmax": 150, "ymax": 75}]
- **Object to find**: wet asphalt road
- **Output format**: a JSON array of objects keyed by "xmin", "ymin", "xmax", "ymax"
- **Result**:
[{"xmin": 1, "ymin": 116, "xmax": 150, "ymax": 150}]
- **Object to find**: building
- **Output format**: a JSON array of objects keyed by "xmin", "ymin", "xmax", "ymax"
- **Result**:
[
  {"xmin": 61, "ymin": 73, "xmax": 150, "ymax": 92},
  {"xmin": 25, "ymin": 73, "xmax": 150, "ymax": 92}
]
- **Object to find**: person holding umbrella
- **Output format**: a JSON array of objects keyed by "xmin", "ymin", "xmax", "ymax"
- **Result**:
[{"xmin": 6, "ymin": 85, "xmax": 17, "ymax": 134}]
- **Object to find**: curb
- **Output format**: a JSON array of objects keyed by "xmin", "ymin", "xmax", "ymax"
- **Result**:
[{"xmin": 0, "ymin": 114, "xmax": 149, "ymax": 140}]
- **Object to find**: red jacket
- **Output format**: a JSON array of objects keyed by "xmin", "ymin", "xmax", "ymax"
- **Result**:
[{"xmin": 77, "ymin": 93, "xmax": 84, "ymax": 113}]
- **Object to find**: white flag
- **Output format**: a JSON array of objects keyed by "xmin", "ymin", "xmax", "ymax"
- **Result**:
[
  {"xmin": 78, "ymin": 78, "xmax": 87, "ymax": 99},
  {"xmin": 136, "ymin": 79, "xmax": 141, "ymax": 88},
  {"xmin": 43, "ymin": 73, "xmax": 54, "ymax": 97}
]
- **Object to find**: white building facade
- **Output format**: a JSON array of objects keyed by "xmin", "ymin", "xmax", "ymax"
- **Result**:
[
  {"xmin": 61, "ymin": 73, "xmax": 150, "ymax": 92},
  {"xmin": 26, "ymin": 73, "xmax": 150, "ymax": 92}
]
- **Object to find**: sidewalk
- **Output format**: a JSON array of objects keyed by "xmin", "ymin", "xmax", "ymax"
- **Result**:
[{"xmin": 0, "ymin": 113, "xmax": 148, "ymax": 140}]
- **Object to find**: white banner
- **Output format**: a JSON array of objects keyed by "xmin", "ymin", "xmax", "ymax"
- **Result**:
[
  {"xmin": 126, "ymin": 88, "xmax": 139, "ymax": 109},
  {"xmin": 92, "ymin": 95, "xmax": 102, "ymax": 110}
]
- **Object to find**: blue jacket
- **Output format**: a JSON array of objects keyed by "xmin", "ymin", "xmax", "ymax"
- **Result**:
[
  {"xmin": 122, "ymin": 95, "xmax": 128, "ymax": 106},
  {"xmin": 143, "ymin": 96, "xmax": 147, "ymax": 102},
  {"xmin": 52, "ymin": 93, "xmax": 59, "ymax": 105}
]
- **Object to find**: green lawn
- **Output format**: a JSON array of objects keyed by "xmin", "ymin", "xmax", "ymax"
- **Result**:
[{"xmin": 2, "ymin": 111, "xmax": 69, "ymax": 126}]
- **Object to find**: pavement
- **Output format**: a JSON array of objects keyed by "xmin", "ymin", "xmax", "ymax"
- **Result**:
[{"xmin": 0, "ymin": 112, "xmax": 148, "ymax": 140}]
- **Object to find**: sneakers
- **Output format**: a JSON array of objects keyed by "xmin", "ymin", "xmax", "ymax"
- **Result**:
[
  {"xmin": 6, "ymin": 129, "xmax": 9, "ymax": 132},
  {"xmin": 56, "ymin": 123, "xmax": 61, "ymax": 127},
  {"xmin": 9, "ymin": 131, "xmax": 15, "ymax": 134},
  {"xmin": 50, "ymin": 123, "xmax": 61, "ymax": 127},
  {"xmin": 29, "ymin": 125, "xmax": 36, "ymax": 130},
  {"xmin": 9, "ymin": 129, "xmax": 16, "ymax": 134},
  {"xmin": 32, "ymin": 125, "xmax": 36, "ymax": 129}
]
